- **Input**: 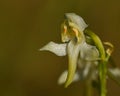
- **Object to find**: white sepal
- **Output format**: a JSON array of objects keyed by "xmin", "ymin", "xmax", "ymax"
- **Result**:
[
  {"xmin": 65, "ymin": 13, "xmax": 88, "ymax": 32},
  {"xmin": 40, "ymin": 41, "xmax": 67, "ymax": 56}
]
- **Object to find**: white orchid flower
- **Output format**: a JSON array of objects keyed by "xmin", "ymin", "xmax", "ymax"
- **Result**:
[
  {"xmin": 40, "ymin": 13, "xmax": 100, "ymax": 87},
  {"xmin": 40, "ymin": 13, "xmax": 120, "ymax": 96}
]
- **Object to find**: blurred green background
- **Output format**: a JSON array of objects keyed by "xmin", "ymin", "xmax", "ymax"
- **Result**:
[{"xmin": 0, "ymin": 0, "xmax": 120, "ymax": 96}]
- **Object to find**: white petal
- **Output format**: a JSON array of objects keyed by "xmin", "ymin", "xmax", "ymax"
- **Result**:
[
  {"xmin": 40, "ymin": 41, "xmax": 67, "ymax": 56},
  {"xmin": 109, "ymin": 68, "xmax": 120, "ymax": 78},
  {"xmin": 58, "ymin": 70, "xmax": 80, "ymax": 85},
  {"xmin": 83, "ymin": 62, "xmax": 91, "ymax": 78},
  {"xmin": 108, "ymin": 68, "xmax": 120, "ymax": 85},
  {"xmin": 77, "ymin": 56, "xmax": 99, "ymax": 80},
  {"xmin": 65, "ymin": 13, "xmax": 88, "ymax": 32},
  {"xmin": 80, "ymin": 42, "xmax": 99, "ymax": 61}
]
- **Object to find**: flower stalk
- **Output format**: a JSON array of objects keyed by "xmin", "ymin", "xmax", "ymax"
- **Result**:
[{"xmin": 84, "ymin": 29, "xmax": 111, "ymax": 96}]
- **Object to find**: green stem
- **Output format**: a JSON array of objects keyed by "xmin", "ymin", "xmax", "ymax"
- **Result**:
[
  {"xmin": 85, "ymin": 79, "xmax": 93, "ymax": 96},
  {"xmin": 84, "ymin": 29, "xmax": 107, "ymax": 96}
]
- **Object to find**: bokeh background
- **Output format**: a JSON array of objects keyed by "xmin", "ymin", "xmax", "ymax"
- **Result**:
[{"xmin": 0, "ymin": 0, "xmax": 120, "ymax": 96}]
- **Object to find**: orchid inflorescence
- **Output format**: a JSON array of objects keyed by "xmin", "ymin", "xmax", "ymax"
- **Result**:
[{"xmin": 40, "ymin": 13, "xmax": 120, "ymax": 96}]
